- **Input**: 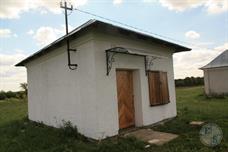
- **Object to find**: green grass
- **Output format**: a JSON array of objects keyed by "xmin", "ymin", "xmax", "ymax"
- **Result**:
[
  {"xmin": 151, "ymin": 86, "xmax": 228, "ymax": 152},
  {"xmin": 0, "ymin": 86, "xmax": 227, "ymax": 152}
]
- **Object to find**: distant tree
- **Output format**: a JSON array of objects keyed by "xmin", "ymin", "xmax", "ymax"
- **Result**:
[
  {"xmin": 0, "ymin": 91, "xmax": 17, "ymax": 100},
  {"xmin": 5, "ymin": 91, "xmax": 17, "ymax": 98},
  {"xmin": 184, "ymin": 77, "xmax": 191, "ymax": 86},
  {"xmin": 20, "ymin": 83, "xmax": 28, "ymax": 96},
  {"xmin": 0, "ymin": 91, "xmax": 6, "ymax": 100},
  {"xmin": 175, "ymin": 77, "xmax": 204, "ymax": 87}
]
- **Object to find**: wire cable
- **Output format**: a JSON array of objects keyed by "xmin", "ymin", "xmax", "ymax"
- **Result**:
[{"xmin": 74, "ymin": 8, "xmax": 218, "ymax": 51}]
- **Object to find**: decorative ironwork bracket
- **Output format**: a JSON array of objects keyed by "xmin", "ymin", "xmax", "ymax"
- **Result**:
[
  {"xmin": 106, "ymin": 51, "xmax": 116, "ymax": 76},
  {"xmin": 106, "ymin": 47, "xmax": 128, "ymax": 76},
  {"xmin": 145, "ymin": 56, "xmax": 158, "ymax": 75},
  {"xmin": 105, "ymin": 47, "xmax": 160, "ymax": 76}
]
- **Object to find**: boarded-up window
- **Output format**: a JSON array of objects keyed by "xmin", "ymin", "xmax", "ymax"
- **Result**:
[{"xmin": 148, "ymin": 71, "xmax": 170, "ymax": 106}]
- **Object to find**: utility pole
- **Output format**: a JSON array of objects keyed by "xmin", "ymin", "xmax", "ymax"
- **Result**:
[{"xmin": 60, "ymin": 1, "xmax": 77, "ymax": 70}]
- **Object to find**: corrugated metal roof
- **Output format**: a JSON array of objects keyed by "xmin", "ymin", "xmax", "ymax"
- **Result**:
[
  {"xmin": 200, "ymin": 49, "xmax": 228, "ymax": 69},
  {"xmin": 16, "ymin": 19, "xmax": 191, "ymax": 66}
]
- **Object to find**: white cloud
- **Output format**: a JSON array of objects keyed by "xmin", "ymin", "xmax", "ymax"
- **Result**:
[
  {"xmin": 157, "ymin": 0, "xmax": 228, "ymax": 14},
  {"xmin": 27, "ymin": 30, "xmax": 34, "ymax": 35},
  {"xmin": 33, "ymin": 27, "xmax": 61, "ymax": 46},
  {"xmin": 33, "ymin": 25, "xmax": 73, "ymax": 46},
  {"xmin": 205, "ymin": 0, "xmax": 228, "ymax": 14},
  {"xmin": 0, "ymin": 28, "xmax": 17, "ymax": 38},
  {"xmin": 185, "ymin": 31, "xmax": 200, "ymax": 39},
  {"xmin": 74, "ymin": 0, "xmax": 88, "ymax": 7},
  {"xmin": 159, "ymin": 0, "xmax": 206, "ymax": 12},
  {"xmin": 0, "ymin": 29, "xmax": 11, "ymax": 38},
  {"xmin": 0, "ymin": 0, "xmax": 88, "ymax": 19},
  {"xmin": 13, "ymin": 34, "xmax": 18, "ymax": 37},
  {"xmin": 0, "ymin": 52, "xmax": 27, "ymax": 91},
  {"xmin": 174, "ymin": 42, "xmax": 228, "ymax": 79},
  {"xmin": 0, "ymin": 0, "xmax": 30, "ymax": 19},
  {"xmin": 143, "ymin": 0, "xmax": 156, "ymax": 3},
  {"xmin": 113, "ymin": 0, "xmax": 123, "ymax": 5},
  {"xmin": 214, "ymin": 42, "xmax": 228, "ymax": 51},
  {"xmin": 15, "ymin": 49, "xmax": 25, "ymax": 54},
  {"xmin": 0, "ymin": 24, "xmax": 75, "ymax": 91}
]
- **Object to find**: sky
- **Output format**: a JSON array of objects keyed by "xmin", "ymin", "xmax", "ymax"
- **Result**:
[{"xmin": 0, "ymin": 0, "xmax": 228, "ymax": 91}]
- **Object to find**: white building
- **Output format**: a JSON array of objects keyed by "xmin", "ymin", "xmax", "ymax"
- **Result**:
[
  {"xmin": 16, "ymin": 20, "xmax": 191, "ymax": 139},
  {"xmin": 200, "ymin": 50, "xmax": 228, "ymax": 96}
]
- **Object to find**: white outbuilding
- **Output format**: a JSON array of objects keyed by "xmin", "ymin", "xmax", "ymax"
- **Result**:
[
  {"xmin": 16, "ymin": 20, "xmax": 191, "ymax": 139},
  {"xmin": 200, "ymin": 50, "xmax": 228, "ymax": 96}
]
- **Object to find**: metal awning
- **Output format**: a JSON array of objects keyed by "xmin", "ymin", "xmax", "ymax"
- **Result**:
[{"xmin": 105, "ymin": 47, "xmax": 167, "ymax": 76}]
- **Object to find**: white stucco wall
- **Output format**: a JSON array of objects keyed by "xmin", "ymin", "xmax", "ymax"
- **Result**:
[
  {"xmin": 203, "ymin": 67, "xmax": 228, "ymax": 95},
  {"xmin": 26, "ymin": 33, "xmax": 104, "ymax": 139},
  {"xmin": 93, "ymin": 32, "xmax": 177, "ymax": 138},
  {"xmin": 26, "ymin": 30, "xmax": 177, "ymax": 139}
]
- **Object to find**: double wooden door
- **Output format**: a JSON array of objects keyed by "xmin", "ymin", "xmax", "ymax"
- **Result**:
[{"xmin": 116, "ymin": 70, "xmax": 135, "ymax": 129}]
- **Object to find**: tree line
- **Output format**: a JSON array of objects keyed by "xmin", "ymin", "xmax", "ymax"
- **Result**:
[
  {"xmin": 0, "ymin": 78, "xmax": 204, "ymax": 100},
  {"xmin": 0, "ymin": 83, "xmax": 27, "ymax": 100},
  {"xmin": 175, "ymin": 77, "xmax": 204, "ymax": 87}
]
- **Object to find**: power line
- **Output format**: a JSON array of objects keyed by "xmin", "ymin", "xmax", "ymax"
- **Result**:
[{"xmin": 73, "ymin": 8, "xmax": 216, "ymax": 51}]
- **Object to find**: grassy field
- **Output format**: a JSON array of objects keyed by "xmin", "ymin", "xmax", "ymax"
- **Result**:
[{"xmin": 0, "ymin": 86, "xmax": 227, "ymax": 152}]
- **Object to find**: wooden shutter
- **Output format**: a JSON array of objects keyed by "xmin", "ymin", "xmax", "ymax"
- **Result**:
[
  {"xmin": 148, "ymin": 71, "xmax": 161, "ymax": 105},
  {"xmin": 160, "ymin": 72, "xmax": 169, "ymax": 104},
  {"xmin": 148, "ymin": 71, "xmax": 170, "ymax": 106}
]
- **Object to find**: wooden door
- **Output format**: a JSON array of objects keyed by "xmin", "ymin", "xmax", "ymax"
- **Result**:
[{"xmin": 116, "ymin": 70, "xmax": 135, "ymax": 129}]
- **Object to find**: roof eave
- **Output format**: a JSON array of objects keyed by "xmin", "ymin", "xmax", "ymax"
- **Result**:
[
  {"xmin": 174, "ymin": 47, "xmax": 191, "ymax": 52},
  {"xmin": 200, "ymin": 65, "xmax": 228, "ymax": 70}
]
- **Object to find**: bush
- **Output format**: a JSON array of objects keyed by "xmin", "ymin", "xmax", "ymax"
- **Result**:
[
  {"xmin": 16, "ymin": 91, "xmax": 26, "ymax": 99},
  {"xmin": 60, "ymin": 121, "xmax": 79, "ymax": 138}
]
